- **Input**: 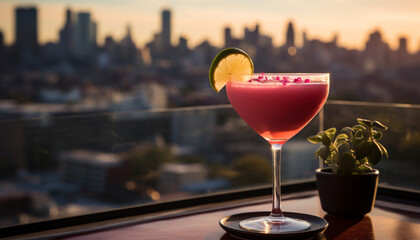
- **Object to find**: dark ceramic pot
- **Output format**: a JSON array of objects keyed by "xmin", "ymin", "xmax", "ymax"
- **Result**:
[{"xmin": 316, "ymin": 168, "xmax": 379, "ymax": 217}]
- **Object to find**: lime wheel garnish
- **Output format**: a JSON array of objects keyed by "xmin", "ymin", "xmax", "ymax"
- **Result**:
[{"xmin": 209, "ymin": 48, "xmax": 254, "ymax": 92}]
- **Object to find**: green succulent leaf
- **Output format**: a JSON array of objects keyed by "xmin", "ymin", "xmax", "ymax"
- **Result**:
[
  {"xmin": 337, "ymin": 141, "xmax": 351, "ymax": 153},
  {"xmin": 325, "ymin": 128, "xmax": 337, "ymax": 135},
  {"xmin": 357, "ymin": 118, "xmax": 373, "ymax": 127},
  {"xmin": 330, "ymin": 143, "xmax": 339, "ymax": 154},
  {"xmin": 352, "ymin": 125, "xmax": 367, "ymax": 132},
  {"xmin": 358, "ymin": 157, "xmax": 369, "ymax": 165},
  {"xmin": 307, "ymin": 135, "xmax": 322, "ymax": 144},
  {"xmin": 372, "ymin": 131, "xmax": 383, "ymax": 140},
  {"xmin": 362, "ymin": 128, "xmax": 371, "ymax": 138},
  {"xmin": 373, "ymin": 120, "xmax": 388, "ymax": 130},
  {"xmin": 335, "ymin": 133, "xmax": 349, "ymax": 141},
  {"xmin": 317, "ymin": 145, "xmax": 330, "ymax": 160},
  {"xmin": 331, "ymin": 151, "xmax": 339, "ymax": 163},
  {"xmin": 339, "ymin": 152, "xmax": 355, "ymax": 174},
  {"xmin": 367, "ymin": 141, "xmax": 382, "ymax": 165},
  {"xmin": 356, "ymin": 164, "xmax": 373, "ymax": 173},
  {"xmin": 335, "ymin": 138, "xmax": 348, "ymax": 147},
  {"xmin": 376, "ymin": 142, "xmax": 389, "ymax": 159},
  {"xmin": 340, "ymin": 127, "xmax": 353, "ymax": 138},
  {"xmin": 354, "ymin": 130, "xmax": 364, "ymax": 139},
  {"xmin": 322, "ymin": 134, "xmax": 331, "ymax": 146},
  {"xmin": 355, "ymin": 140, "xmax": 372, "ymax": 159}
]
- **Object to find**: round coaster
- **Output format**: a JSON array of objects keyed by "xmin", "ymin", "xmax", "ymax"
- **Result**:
[{"xmin": 219, "ymin": 211, "xmax": 328, "ymax": 239}]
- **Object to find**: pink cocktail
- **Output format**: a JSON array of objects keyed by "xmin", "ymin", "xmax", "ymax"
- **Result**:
[
  {"xmin": 227, "ymin": 78, "xmax": 329, "ymax": 144},
  {"xmin": 227, "ymin": 73, "xmax": 329, "ymax": 233}
]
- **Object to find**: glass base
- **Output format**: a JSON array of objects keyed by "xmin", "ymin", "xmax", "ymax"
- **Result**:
[{"xmin": 239, "ymin": 215, "xmax": 311, "ymax": 233}]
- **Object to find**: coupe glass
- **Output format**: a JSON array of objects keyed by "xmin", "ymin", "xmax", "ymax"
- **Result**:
[{"xmin": 226, "ymin": 73, "xmax": 329, "ymax": 233}]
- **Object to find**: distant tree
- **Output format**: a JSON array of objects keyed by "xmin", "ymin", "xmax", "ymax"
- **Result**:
[
  {"xmin": 123, "ymin": 143, "xmax": 174, "ymax": 185},
  {"xmin": 208, "ymin": 162, "xmax": 236, "ymax": 180},
  {"xmin": 231, "ymin": 154, "xmax": 271, "ymax": 187},
  {"xmin": 176, "ymin": 154, "xmax": 205, "ymax": 164}
]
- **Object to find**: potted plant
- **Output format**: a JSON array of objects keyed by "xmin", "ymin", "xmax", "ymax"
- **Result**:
[{"xmin": 307, "ymin": 118, "xmax": 388, "ymax": 217}]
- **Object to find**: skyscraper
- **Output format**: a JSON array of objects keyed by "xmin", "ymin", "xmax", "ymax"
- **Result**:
[
  {"xmin": 224, "ymin": 27, "xmax": 232, "ymax": 47},
  {"xmin": 15, "ymin": 7, "xmax": 38, "ymax": 53},
  {"xmin": 73, "ymin": 12, "xmax": 97, "ymax": 59},
  {"xmin": 161, "ymin": 9, "xmax": 171, "ymax": 49},
  {"xmin": 59, "ymin": 8, "xmax": 74, "ymax": 57},
  {"xmin": 0, "ymin": 30, "xmax": 4, "ymax": 53},
  {"xmin": 0, "ymin": 30, "xmax": 5, "ymax": 71},
  {"xmin": 302, "ymin": 31, "xmax": 308, "ymax": 48},
  {"xmin": 244, "ymin": 24, "xmax": 259, "ymax": 46},
  {"xmin": 398, "ymin": 37, "xmax": 408, "ymax": 54},
  {"xmin": 364, "ymin": 30, "xmax": 390, "ymax": 70},
  {"xmin": 120, "ymin": 24, "xmax": 138, "ymax": 64},
  {"xmin": 121, "ymin": 24, "xmax": 134, "ymax": 48},
  {"xmin": 396, "ymin": 36, "xmax": 409, "ymax": 65},
  {"xmin": 285, "ymin": 21, "xmax": 295, "ymax": 47},
  {"xmin": 177, "ymin": 36, "xmax": 189, "ymax": 55}
]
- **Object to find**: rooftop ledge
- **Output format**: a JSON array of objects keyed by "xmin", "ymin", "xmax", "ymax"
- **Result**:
[{"xmin": 1, "ymin": 181, "xmax": 420, "ymax": 239}]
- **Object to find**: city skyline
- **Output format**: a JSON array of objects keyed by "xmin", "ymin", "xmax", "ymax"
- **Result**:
[{"xmin": 1, "ymin": 0, "xmax": 420, "ymax": 52}]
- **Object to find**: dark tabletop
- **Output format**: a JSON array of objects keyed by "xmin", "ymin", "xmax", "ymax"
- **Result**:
[{"xmin": 60, "ymin": 191, "xmax": 420, "ymax": 240}]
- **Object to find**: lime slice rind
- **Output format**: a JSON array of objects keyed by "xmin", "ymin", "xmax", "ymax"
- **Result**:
[{"xmin": 209, "ymin": 48, "xmax": 254, "ymax": 92}]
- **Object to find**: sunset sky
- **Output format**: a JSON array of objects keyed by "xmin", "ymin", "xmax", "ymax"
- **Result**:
[{"xmin": 1, "ymin": 0, "xmax": 420, "ymax": 52}]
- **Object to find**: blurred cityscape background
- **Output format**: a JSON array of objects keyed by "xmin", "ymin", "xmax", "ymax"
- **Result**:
[{"xmin": 1, "ymin": 2, "xmax": 420, "ymax": 228}]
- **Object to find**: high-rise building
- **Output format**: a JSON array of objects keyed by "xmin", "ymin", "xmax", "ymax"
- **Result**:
[
  {"xmin": 177, "ymin": 36, "xmax": 189, "ymax": 56},
  {"xmin": 59, "ymin": 8, "xmax": 74, "ymax": 57},
  {"xmin": 121, "ymin": 24, "xmax": 135, "ymax": 48},
  {"xmin": 224, "ymin": 27, "xmax": 232, "ymax": 47},
  {"xmin": 15, "ymin": 7, "xmax": 38, "ymax": 53},
  {"xmin": 91, "ymin": 21, "xmax": 97, "ymax": 49},
  {"xmin": 244, "ymin": 24, "xmax": 260, "ymax": 46},
  {"xmin": 396, "ymin": 36, "xmax": 409, "ymax": 66},
  {"xmin": 73, "ymin": 12, "xmax": 97, "ymax": 59},
  {"xmin": 398, "ymin": 37, "xmax": 408, "ymax": 54},
  {"xmin": 120, "ymin": 24, "xmax": 138, "ymax": 64},
  {"xmin": 0, "ymin": 30, "xmax": 5, "ymax": 71},
  {"xmin": 60, "ymin": 150, "xmax": 129, "ymax": 193},
  {"xmin": 364, "ymin": 30, "xmax": 390, "ymax": 70},
  {"xmin": 104, "ymin": 35, "xmax": 117, "ymax": 56},
  {"xmin": 302, "ymin": 31, "xmax": 308, "ymax": 48},
  {"xmin": 0, "ymin": 30, "xmax": 4, "ymax": 54},
  {"xmin": 285, "ymin": 21, "xmax": 295, "ymax": 47},
  {"xmin": 161, "ymin": 9, "xmax": 171, "ymax": 49}
]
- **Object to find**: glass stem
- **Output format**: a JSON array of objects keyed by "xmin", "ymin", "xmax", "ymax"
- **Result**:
[{"xmin": 270, "ymin": 143, "xmax": 285, "ymax": 220}]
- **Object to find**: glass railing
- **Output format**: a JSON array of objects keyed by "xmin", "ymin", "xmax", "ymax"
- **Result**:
[{"xmin": 0, "ymin": 100, "xmax": 419, "ymax": 228}]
